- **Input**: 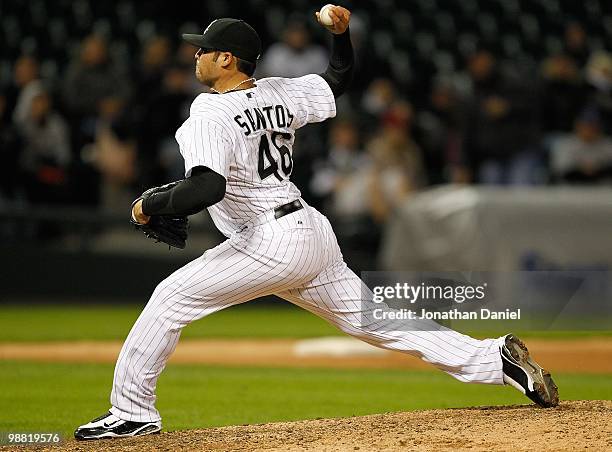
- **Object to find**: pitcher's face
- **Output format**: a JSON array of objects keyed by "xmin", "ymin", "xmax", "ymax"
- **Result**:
[{"xmin": 194, "ymin": 48, "xmax": 217, "ymax": 85}]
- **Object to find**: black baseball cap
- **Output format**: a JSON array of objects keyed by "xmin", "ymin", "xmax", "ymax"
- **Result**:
[{"xmin": 182, "ymin": 18, "xmax": 262, "ymax": 64}]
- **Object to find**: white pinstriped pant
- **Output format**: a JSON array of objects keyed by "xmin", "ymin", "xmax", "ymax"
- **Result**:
[{"xmin": 110, "ymin": 201, "xmax": 504, "ymax": 422}]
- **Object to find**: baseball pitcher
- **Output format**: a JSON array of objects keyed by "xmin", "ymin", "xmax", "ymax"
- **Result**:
[{"xmin": 75, "ymin": 6, "xmax": 558, "ymax": 440}]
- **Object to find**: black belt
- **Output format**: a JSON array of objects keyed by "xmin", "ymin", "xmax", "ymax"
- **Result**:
[{"xmin": 274, "ymin": 199, "xmax": 303, "ymax": 219}]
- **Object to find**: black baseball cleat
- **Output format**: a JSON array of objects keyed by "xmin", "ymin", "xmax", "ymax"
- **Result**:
[
  {"xmin": 74, "ymin": 412, "xmax": 161, "ymax": 440},
  {"xmin": 500, "ymin": 334, "xmax": 559, "ymax": 408}
]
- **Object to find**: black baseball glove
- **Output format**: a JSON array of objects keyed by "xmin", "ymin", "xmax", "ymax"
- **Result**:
[{"xmin": 130, "ymin": 181, "xmax": 188, "ymax": 249}]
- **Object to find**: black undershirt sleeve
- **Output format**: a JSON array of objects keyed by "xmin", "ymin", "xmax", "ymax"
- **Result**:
[
  {"xmin": 319, "ymin": 28, "xmax": 354, "ymax": 98},
  {"xmin": 141, "ymin": 166, "xmax": 226, "ymax": 216}
]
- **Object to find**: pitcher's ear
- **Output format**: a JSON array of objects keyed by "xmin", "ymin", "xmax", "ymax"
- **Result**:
[{"xmin": 220, "ymin": 52, "xmax": 234, "ymax": 68}]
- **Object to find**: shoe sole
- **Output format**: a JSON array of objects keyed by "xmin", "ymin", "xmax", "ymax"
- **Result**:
[
  {"xmin": 505, "ymin": 336, "xmax": 559, "ymax": 408},
  {"xmin": 75, "ymin": 424, "xmax": 161, "ymax": 440}
]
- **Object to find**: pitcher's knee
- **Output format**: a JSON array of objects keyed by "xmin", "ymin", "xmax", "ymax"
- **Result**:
[
  {"xmin": 147, "ymin": 276, "xmax": 182, "ymax": 309},
  {"xmin": 335, "ymin": 318, "xmax": 372, "ymax": 338}
]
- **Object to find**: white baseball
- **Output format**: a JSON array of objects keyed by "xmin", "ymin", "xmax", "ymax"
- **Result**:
[{"xmin": 319, "ymin": 4, "xmax": 335, "ymax": 26}]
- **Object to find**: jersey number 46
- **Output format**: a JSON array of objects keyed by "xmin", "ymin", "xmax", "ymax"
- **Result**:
[{"xmin": 258, "ymin": 132, "xmax": 293, "ymax": 182}]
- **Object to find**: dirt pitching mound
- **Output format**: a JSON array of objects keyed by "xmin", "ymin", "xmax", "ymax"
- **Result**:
[{"xmin": 17, "ymin": 400, "xmax": 612, "ymax": 451}]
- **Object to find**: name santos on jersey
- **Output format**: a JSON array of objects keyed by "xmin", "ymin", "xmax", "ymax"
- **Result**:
[{"xmin": 234, "ymin": 104, "xmax": 294, "ymax": 136}]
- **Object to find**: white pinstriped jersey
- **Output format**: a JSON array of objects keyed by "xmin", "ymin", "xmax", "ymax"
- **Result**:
[
  {"xmin": 110, "ymin": 37, "xmax": 509, "ymax": 426},
  {"xmin": 175, "ymin": 73, "xmax": 336, "ymax": 237}
]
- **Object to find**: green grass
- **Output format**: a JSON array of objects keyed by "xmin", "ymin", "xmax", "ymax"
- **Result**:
[
  {"xmin": 0, "ymin": 303, "xmax": 610, "ymax": 342},
  {"xmin": 0, "ymin": 361, "xmax": 610, "ymax": 437},
  {"xmin": 0, "ymin": 303, "xmax": 340, "ymax": 341}
]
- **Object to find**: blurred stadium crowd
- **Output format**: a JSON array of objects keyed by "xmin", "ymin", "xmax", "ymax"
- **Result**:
[{"xmin": 1, "ymin": 0, "xmax": 612, "ymax": 253}]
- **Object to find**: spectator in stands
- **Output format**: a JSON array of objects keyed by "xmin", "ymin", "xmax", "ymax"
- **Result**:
[
  {"xmin": 310, "ymin": 117, "xmax": 381, "ymax": 265},
  {"xmin": 61, "ymin": 34, "xmax": 131, "ymax": 148},
  {"xmin": 10, "ymin": 56, "xmax": 42, "ymax": 126},
  {"xmin": 91, "ymin": 115, "xmax": 138, "ymax": 213},
  {"xmin": 0, "ymin": 91, "xmax": 23, "ymax": 202},
  {"xmin": 133, "ymin": 36, "xmax": 171, "ymax": 109},
  {"xmin": 366, "ymin": 101, "xmax": 424, "ymax": 223},
  {"xmin": 130, "ymin": 36, "xmax": 170, "ymax": 129},
  {"xmin": 343, "ymin": 15, "xmax": 389, "ymax": 99},
  {"xmin": 16, "ymin": 85, "xmax": 71, "ymax": 204},
  {"xmin": 258, "ymin": 20, "xmax": 327, "ymax": 78},
  {"xmin": 416, "ymin": 78, "xmax": 466, "ymax": 184},
  {"xmin": 539, "ymin": 54, "xmax": 587, "ymax": 134},
  {"xmin": 462, "ymin": 49, "xmax": 542, "ymax": 185},
  {"xmin": 137, "ymin": 64, "xmax": 192, "ymax": 186},
  {"xmin": 360, "ymin": 78, "xmax": 398, "ymax": 139},
  {"xmin": 310, "ymin": 118, "xmax": 370, "ymax": 218},
  {"xmin": 585, "ymin": 51, "xmax": 612, "ymax": 135},
  {"xmin": 361, "ymin": 78, "xmax": 396, "ymax": 117},
  {"xmin": 96, "ymin": 123, "xmax": 137, "ymax": 212},
  {"xmin": 550, "ymin": 107, "xmax": 612, "ymax": 184},
  {"xmin": 563, "ymin": 22, "xmax": 590, "ymax": 68}
]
